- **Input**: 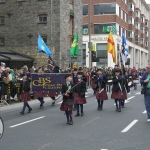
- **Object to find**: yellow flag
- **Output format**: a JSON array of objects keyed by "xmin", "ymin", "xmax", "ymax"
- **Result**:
[{"xmin": 107, "ymin": 31, "xmax": 116, "ymax": 64}]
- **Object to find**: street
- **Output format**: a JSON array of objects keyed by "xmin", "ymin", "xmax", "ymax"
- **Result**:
[{"xmin": 0, "ymin": 85, "xmax": 150, "ymax": 150}]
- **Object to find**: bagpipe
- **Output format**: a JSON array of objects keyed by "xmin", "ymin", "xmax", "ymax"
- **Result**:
[{"xmin": 55, "ymin": 80, "xmax": 83, "ymax": 101}]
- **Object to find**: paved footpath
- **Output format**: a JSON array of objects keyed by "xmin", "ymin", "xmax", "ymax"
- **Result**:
[{"xmin": 0, "ymin": 85, "xmax": 150, "ymax": 150}]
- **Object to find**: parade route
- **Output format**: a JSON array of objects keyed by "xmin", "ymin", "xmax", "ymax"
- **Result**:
[{"xmin": 0, "ymin": 85, "xmax": 150, "ymax": 150}]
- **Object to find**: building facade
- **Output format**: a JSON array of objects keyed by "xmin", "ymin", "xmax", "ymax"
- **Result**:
[
  {"xmin": 0, "ymin": 0, "xmax": 82, "ymax": 69},
  {"xmin": 82, "ymin": 0, "xmax": 150, "ymax": 68}
]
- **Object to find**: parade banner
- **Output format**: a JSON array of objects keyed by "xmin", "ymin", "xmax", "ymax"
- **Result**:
[{"xmin": 31, "ymin": 73, "xmax": 69, "ymax": 92}]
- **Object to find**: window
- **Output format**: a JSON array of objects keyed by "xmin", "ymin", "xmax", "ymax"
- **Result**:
[
  {"xmin": 82, "ymin": 25, "xmax": 88, "ymax": 35},
  {"xmin": 135, "ymin": 11, "xmax": 140, "ymax": 18},
  {"xmin": 121, "ymin": 10, "xmax": 123, "ymax": 19},
  {"xmin": 145, "ymin": 22, "xmax": 148, "ymax": 27},
  {"xmin": 128, "ymin": 3, "xmax": 134, "ymax": 11},
  {"xmin": 135, "ymin": 35, "xmax": 140, "ymax": 42},
  {"xmin": 128, "ymin": 31, "xmax": 134, "ymax": 38},
  {"xmin": 94, "ymin": 23, "xmax": 118, "ymax": 34},
  {"xmin": 96, "ymin": 43, "xmax": 107, "ymax": 66},
  {"xmin": 0, "ymin": 0, "xmax": 5, "ymax": 3},
  {"xmin": 38, "ymin": 15, "xmax": 47, "ymax": 23},
  {"xmin": 41, "ymin": 36, "xmax": 47, "ymax": 44},
  {"xmin": 0, "ymin": 37, "xmax": 5, "ymax": 45},
  {"xmin": 128, "ymin": 17, "xmax": 134, "ymax": 25},
  {"xmin": 141, "ymin": 38, "xmax": 144, "ymax": 45},
  {"xmin": 125, "ymin": 13, "xmax": 127, "ymax": 22},
  {"xmin": 145, "ymin": 41, "xmax": 149, "ymax": 47},
  {"xmin": 82, "ymin": 5, "xmax": 88, "ymax": 16},
  {"xmin": 135, "ymin": 23, "xmax": 140, "ymax": 29},
  {"xmin": 141, "ymin": 17, "xmax": 145, "ymax": 23},
  {"xmin": 94, "ymin": 3, "xmax": 119, "ymax": 15},
  {"xmin": 141, "ymin": 28, "xmax": 145, "ymax": 34},
  {"xmin": 145, "ymin": 31, "xmax": 148, "ymax": 37},
  {"xmin": 0, "ymin": 17, "xmax": 5, "ymax": 24}
]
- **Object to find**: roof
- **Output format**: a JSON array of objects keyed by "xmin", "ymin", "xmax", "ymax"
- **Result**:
[{"xmin": 0, "ymin": 50, "xmax": 34, "ymax": 61}]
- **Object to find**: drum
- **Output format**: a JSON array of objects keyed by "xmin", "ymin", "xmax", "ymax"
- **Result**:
[
  {"xmin": 133, "ymin": 80, "xmax": 139, "ymax": 84},
  {"xmin": 107, "ymin": 80, "xmax": 113, "ymax": 85},
  {"xmin": 128, "ymin": 81, "xmax": 133, "ymax": 87},
  {"xmin": 0, "ymin": 117, "xmax": 4, "ymax": 139}
]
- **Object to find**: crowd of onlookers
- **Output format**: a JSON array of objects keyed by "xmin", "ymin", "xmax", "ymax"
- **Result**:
[{"xmin": 0, "ymin": 61, "xmax": 146, "ymax": 105}]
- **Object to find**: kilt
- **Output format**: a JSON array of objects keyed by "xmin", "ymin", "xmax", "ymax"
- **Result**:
[
  {"xmin": 34, "ymin": 91, "xmax": 48, "ymax": 98},
  {"xmin": 21, "ymin": 92, "xmax": 30, "ymax": 102},
  {"xmin": 74, "ymin": 92, "xmax": 87, "ymax": 104},
  {"xmin": 34, "ymin": 91, "xmax": 58, "ymax": 98},
  {"xmin": 60, "ymin": 100, "xmax": 73, "ymax": 111},
  {"xmin": 91, "ymin": 81, "xmax": 97, "ymax": 88},
  {"xmin": 111, "ymin": 90, "xmax": 127, "ymax": 100},
  {"xmin": 96, "ymin": 89, "xmax": 108, "ymax": 100},
  {"xmin": 48, "ymin": 91, "xmax": 58, "ymax": 97}
]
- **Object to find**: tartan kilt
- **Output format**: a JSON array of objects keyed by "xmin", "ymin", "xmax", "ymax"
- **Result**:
[
  {"xmin": 111, "ymin": 90, "xmax": 127, "ymax": 100},
  {"xmin": 60, "ymin": 100, "xmax": 73, "ymax": 111},
  {"xmin": 91, "ymin": 81, "xmax": 97, "ymax": 88},
  {"xmin": 48, "ymin": 91, "xmax": 58, "ymax": 97},
  {"xmin": 34, "ymin": 91, "xmax": 47, "ymax": 98},
  {"xmin": 21, "ymin": 92, "xmax": 30, "ymax": 102},
  {"xmin": 96, "ymin": 89, "xmax": 108, "ymax": 100},
  {"xmin": 74, "ymin": 92, "xmax": 87, "ymax": 104}
]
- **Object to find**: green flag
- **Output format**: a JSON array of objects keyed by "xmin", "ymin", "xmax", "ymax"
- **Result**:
[{"xmin": 70, "ymin": 32, "xmax": 78, "ymax": 56}]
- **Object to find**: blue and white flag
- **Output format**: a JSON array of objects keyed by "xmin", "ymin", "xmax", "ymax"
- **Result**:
[
  {"xmin": 38, "ymin": 34, "xmax": 52, "ymax": 55},
  {"xmin": 121, "ymin": 31, "xmax": 128, "ymax": 62}
]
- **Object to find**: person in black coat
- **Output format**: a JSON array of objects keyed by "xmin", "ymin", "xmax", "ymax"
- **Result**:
[
  {"xmin": 20, "ymin": 74, "xmax": 32, "ymax": 115},
  {"xmin": 60, "ymin": 74, "xmax": 74, "ymax": 125},
  {"xmin": 74, "ymin": 72, "xmax": 86, "ymax": 117},
  {"xmin": 111, "ymin": 70, "xmax": 129, "ymax": 112},
  {"xmin": 95, "ymin": 69, "xmax": 108, "ymax": 110}
]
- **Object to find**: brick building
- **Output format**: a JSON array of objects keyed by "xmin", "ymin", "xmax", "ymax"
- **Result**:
[
  {"xmin": 82, "ymin": 0, "xmax": 150, "ymax": 68},
  {"xmin": 0, "ymin": 0, "xmax": 82, "ymax": 69}
]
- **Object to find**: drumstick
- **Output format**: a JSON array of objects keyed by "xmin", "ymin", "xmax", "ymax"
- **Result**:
[{"xmin": 55, "ymin": 80, "xmax": 83, "ymax": 101}]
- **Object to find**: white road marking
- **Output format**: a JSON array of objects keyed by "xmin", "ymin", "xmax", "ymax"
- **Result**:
[
  {"xmin": 82, "ymin": 117, "xmax": 99, "ymax": 127},
  {"xmin": 121, "ymin": 120, "xmax": 138, "ymax": 133},
  {"xmin": 135, "ymin": 92, "xmax": 140, "ymax": 95},
  {"xmin": 10, "ymin": 116, "xmax": 45, "ymax": 128},
  {"xmin": 125, "ymin": 100, "xmax": 130, "ymax": 103},
  {"xmin": 57, "ymin": 101, "xmax": 62, "ymax": 104},
  {"xmin": 127, "ymin": 96, "xmax": 135, "ymax": 101},
  {"xmin": 101, "ymin": 149, "xmax": 108, "ymax": 150},
  {"xmin": 85, "ymin": 95, "xmax": 89, "ymax": 98},
  {"xmin": 143, "ymin": 110, "xmax": 147, "ymax": 114}
]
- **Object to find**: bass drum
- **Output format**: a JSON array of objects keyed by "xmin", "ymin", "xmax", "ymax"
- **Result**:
[{"xmin": 0, "ymin": 117, "xmax": 4, "ymax": 139}]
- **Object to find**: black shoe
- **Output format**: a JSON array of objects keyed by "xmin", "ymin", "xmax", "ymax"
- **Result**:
[
  {"xmin": 97, "ymin": 107, "xmax": 100, "ymax": 110},
  {"xmin": 118, "ymin": 109, "xmax": 121, "ymax": 112},
  {"xmin": 81, "ymin": 112, "xmax": 84, "ymax": 116},
  {"xmin": 51, "ymin": 101, "xmax": 55, "ymax": 106},
  {"xmin": 66, "ymin": 121, "xmax": 70, "ymax": 124},
  {"xmin": 75, "ymin": 113, "xmax": 80, "ymax": 117},
  {"xmin": 99, "ymin": 107, "xmax": 102, "ymax": 111},
  {"xmin": 20, "ymin": 111, "xmax": 24, "ymax": 115},
  {"xmin": 69, "ymin": 121, "xmax": 73, "ymax": 125},
  {"xmin": 40, "ymin": 106, "xmax": 44, "ymax": 109},
  {"xmin": 28, "ymin": 108, "xmax": 32, "ymax": 113}
]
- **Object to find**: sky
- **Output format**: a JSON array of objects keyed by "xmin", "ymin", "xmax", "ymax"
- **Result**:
[{"xmin": 145, "ymin": 0, "xmax": 150, "ymax": 4}]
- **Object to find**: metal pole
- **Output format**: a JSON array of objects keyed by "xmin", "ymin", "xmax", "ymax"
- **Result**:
[{"xmin": 88, "ymin": 0, "xmax": 92, "ymax": 69}]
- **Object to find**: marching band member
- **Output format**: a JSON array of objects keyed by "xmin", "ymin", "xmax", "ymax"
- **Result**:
[
  {"xmin": 95, "ymin": 69, "xmax": 108, "ymax": 111},
  {"xmin": 60, "ymin": 74, "xmax": 74, "ymax": 125},
  {"xmin": 132, "ymin": 71, "xmax": 139, "ymax": 90},
  {"xmin": 37, "ymin": 67, "xmax": 45, "ymax": 108},
  {"xmin": 111, "ymin": 70, "xmax": 128, "ymax": 112},
  {"xmin": 91, "ymin": 72, "xmax": 97, "ymax": 95},
  {"xmin": 20, "ymin": 74, "xmax": 32, "ymax": 114},
  {"xmin": 74, "ymin": 72, "xmax": 86, "ymax": 117}
]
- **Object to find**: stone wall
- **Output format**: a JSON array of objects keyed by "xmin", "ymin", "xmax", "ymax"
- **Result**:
[{"xmin": 0, "ymin": 0, "xmax": 82, "ymax": 69}]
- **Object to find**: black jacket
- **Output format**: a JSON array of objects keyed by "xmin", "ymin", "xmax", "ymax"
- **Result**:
[
  {"xmin": 112, "ymin": 76, "xmax": 129, "ymax": 92},
  {"xmin": 94, "ymin": 75, "xmax": 107, "ymax": 90},
  {"xmin": 61, "ymin": 82, "xmax": 74, "ymax": 101},
  {"xmin": 20, "ymin": 80, "xmax": 30, "ymax": 93},
  {"xmin": 74, "ymin": 80, "xmax": 86, "ymax": 95}
]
